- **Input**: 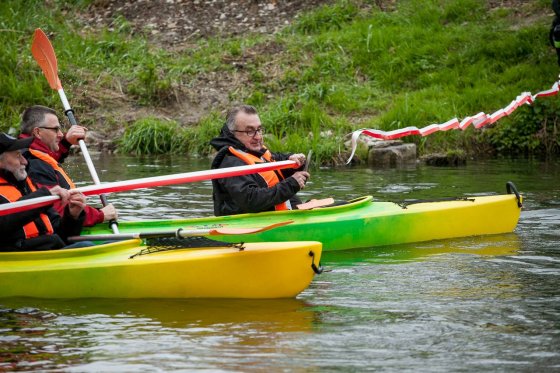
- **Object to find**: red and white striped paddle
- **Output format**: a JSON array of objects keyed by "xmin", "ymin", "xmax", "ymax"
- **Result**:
[{"xmin": 0, "ymin": 160, "xmax": 298, "ymax": 216}]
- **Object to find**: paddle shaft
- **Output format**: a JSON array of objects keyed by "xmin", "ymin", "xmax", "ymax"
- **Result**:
[
  {"xmin": 56, "ymin": 60, "xmax": 118, "ymax": 232},
  {"xmin": 70, "ymin": 229, "xmax": 220, "ymax": 242},
  {"xmin": 0, "ymin": 160, "xmax": 299, "ymax": 216},
  {"xmin": 31, "ymin": 29, "xmax": 118, "ymax": 233},
  {"xmin": 59, "ymin": 92, "xmax": 111, "ymax": 206}
]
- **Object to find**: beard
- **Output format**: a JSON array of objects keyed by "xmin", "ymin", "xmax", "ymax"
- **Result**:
[{"xmin": 11, "ymin": 166, "xmax": 27, "ymax": 181}]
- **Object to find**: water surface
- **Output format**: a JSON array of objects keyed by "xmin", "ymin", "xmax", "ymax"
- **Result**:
[{"xmin": 1, "ymin": 156, "xmax": 559, "ymax": 371}]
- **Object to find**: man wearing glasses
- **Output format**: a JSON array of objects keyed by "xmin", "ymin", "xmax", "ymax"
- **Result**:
[
  {"xmin": 19, "ymin": 105, "xmax": 117, "ymax": 226},
  {"xmin": 210, "ymin": 104, "xmax": 310, "ymax": 216}
]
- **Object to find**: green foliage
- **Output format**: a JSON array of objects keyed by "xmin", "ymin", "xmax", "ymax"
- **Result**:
[
  {"xmin": 1, "ymin": 0, "xmax": 558, "ymax": 163},
  {"xmin": 261, "ymin": 100, "xmax": 350, "ymax": 164},
  {"xmin": 119, "ymin": 117, "xmax": 186, "ymax": 155},
  {"xmin": 442, "ymin": 0, "xmax": 485, "ymax": 23},
  {"xmin": 484, "ymin": 100, "xmax": 560, "ymax": 156},
  {"xmin": 127, "ymin": 62, "xmax": 175, "ymax": 105},
  {"xmin": 0, "ymin": 1, "xmax": 61, "ymax": 131},
  {"xmin": 264, "ymin": 129, "xmax": 345, "ymax": 166},
  {"xmin": 261, "ymin": 99, "xmax": 343, "ymax": 137},
  {"xmin": 292, "ymin": 1, "xmax": 360, "ymax": 34},
  {"xmin": 184, "ymin": 112, "xmax": 224, "ymax": 156}
]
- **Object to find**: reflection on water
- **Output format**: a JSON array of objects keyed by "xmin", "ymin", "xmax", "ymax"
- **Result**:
[
  {"xmin": 0, "ymin": 298, "xmax": 317, "ymax": 371},
  {"xmin": 322, "ymin": 233, "xmax": 522, "ymax": 265},
  {"xmin": 1, "ymin": 156, "xmax": 559, "ymax": 370},
  {"xmin": 2, "ymin": 297, "xmax": 316, "ymax": 329}
]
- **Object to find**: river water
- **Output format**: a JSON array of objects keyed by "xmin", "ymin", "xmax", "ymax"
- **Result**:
[{"xmin": 1, "ymin": 155, "xmax": 559, "ymax": 371}]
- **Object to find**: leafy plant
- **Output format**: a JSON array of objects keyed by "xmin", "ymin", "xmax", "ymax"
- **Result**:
[{"xmin": 119, "ymin": 117, "xmax": 186, "ymax": 155}]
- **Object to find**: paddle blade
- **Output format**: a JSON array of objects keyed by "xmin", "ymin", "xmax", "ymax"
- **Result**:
[
  {"xmin": 207, "ymin": 220, "xmax": 294, "ymax": 235},
  {"xmin": 304, "ymin": 150, "xmax": 313, "ymax": 172},
  {"xmin": 296, "ymin": 198, "xmax": 335, "ymax": 210},
  {"xmin": 68, "ymin": 221, "xmax": 295, "ymax": 242},
  {"xmin": 31, "ymin": 29, "xmax": 62, "ymax": 90}
]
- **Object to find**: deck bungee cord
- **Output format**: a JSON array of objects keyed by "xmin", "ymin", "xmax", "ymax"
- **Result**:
[{"xmin": 346, "ymin": 79, "xmax": 560, "ymax": 163}]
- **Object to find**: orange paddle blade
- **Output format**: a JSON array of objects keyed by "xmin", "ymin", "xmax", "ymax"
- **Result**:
[
  {"xmin": 208, "ymin": 220, "xmax": 294, "ymax": 235},
  {"xmin": 296, "ymin": 198, "xmax": 335, "ymax": 210},
  {"xmin": 31, "ymin": 28, "xmax": 62, "ymax": 90},
  {"xmin": 67, "ymin": 221, "xmax": 296, "ymax": 242}
]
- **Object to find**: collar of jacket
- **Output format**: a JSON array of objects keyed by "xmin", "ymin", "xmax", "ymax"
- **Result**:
[{"xmin": 29, "ymin": 138, "xmax": 59, "ymax": 159}]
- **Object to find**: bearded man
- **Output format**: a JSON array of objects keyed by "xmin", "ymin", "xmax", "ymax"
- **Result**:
[{"xmin": 0, "ymin": 133, "xmax": 87, "ymax": 251}]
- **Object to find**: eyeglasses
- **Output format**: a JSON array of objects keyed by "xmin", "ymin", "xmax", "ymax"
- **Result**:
[
  {"xmin": 233, "ymin": 127, "xmax": 265, "ymax": 138},
  {"xmin": 38, "ymin": 126, "xmax": 63, "ymax": 133}
]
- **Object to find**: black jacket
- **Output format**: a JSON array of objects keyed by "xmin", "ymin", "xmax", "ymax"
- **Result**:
[
  {"xmin": 0, "ymin": 169, "xmax": 85, "ymax": 251},
  {"xmin": 209, "ymin": 124, "xmax": 302, "ymax": 216},
  {"xmin": 551, "ymin": 0, "xmax": 560, "ymax": 65}
]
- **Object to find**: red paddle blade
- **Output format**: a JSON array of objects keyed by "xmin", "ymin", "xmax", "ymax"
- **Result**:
[{"xmin": 31, "ymin": 28, "xmax": 62, "ymax": 90}]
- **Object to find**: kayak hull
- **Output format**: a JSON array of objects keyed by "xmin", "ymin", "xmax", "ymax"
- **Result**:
[
  {"xmin": 83, "ymin": 194, "xmax": 522, "ymax": 251},
  {"xmin": 0, "ymin": 240, "xmax": 322, "ymax": 299}
]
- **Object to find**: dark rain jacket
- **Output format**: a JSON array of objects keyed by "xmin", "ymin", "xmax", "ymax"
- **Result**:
[
  {"xmin": 209, "ymin": 124, "xmax": 303, "ymax": 216},
  {"xmin": 0, "ymin": 169, "xmax": 85, "ymax": 251},
  {"xmin": 551, "ymin": 0, "xmax": 560, "ymax": 65}
]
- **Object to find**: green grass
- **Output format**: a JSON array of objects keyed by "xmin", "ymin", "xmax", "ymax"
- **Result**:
[
  {"xmin": 0, "ymin": 0, "xmax": 558, "ymax": 163},
  {"xmin": 119, "ymin": 117, "xmax": 187, "ymax": 155}
]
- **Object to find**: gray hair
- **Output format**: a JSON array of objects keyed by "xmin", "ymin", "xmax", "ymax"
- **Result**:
[
  {"xmin": 225, "ymin": 105, "xmax": 258, "ymax": 131},
  {"xmin": 20, "ymin": 105, "xmax": 58, "ymax": 135}
]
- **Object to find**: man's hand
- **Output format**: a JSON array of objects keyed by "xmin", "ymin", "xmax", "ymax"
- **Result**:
[
  {"xmin": 291, "ymin": 171, "xmax": 310, "ymax": 190},
  {"xmin": 100, "ymin": 204, "xmax": 118, "ymax": 222},
  {"xmin": 289, "ymin": 153, "xmax": 306, "ymax": 167},
  {"xmin": 67, "ymin": 190, "xmax": 86, "ymax": 219},
  {"xmin": 48, "ymin": 185, "xmax": 70, "ymax": 204},
  {"xmin": 64, "ymin": 125, "xmax": 88, "ymax": 145}
]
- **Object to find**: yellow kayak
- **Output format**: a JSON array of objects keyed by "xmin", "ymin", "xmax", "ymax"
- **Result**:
[{"xmin": 0, "ymin": 239, "xmax": 322, "ymax": 299}]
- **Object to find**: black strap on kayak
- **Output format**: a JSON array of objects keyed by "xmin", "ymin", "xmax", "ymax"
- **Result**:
[
  {"xmin": 396, "ymin": 197, "xmax": 475, "ymax": 209},
  {"xmin": 129, "ymin": 236, "xmax": 245, "ymax": 259},
  {"xmin": 506, "ymin": 181, "xmax": 523, "ymax": 208},
  {"xmin": 309, "ymin": 250, "xmax": 323, "ymax": 274}
]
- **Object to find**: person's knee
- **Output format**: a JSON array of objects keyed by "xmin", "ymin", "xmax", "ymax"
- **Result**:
[{"xmin": 63, "ymin": 241, "xmax": 96, "ymax": 249}]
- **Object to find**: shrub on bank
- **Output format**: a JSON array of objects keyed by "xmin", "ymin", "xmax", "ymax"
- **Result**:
[{"xmin": 119, "ymin": 118, "xmax": 186, "ymax": 155}]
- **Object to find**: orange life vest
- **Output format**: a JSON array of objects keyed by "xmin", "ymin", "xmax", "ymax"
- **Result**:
[
  {"xmin": 228, "ymin": 147, "xmax": 290, "ymax": 211},
  {"xmin": 0, "ymin": 176, "xmax": 55, "ymax": 238},
  {"xmin": 28, "ymin": 149, "xmax": 76, "ymax": 189}
]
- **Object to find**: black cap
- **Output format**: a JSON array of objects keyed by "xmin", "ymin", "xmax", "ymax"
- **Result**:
[{"xmin": 0, "ymin": 133, "xmax": 33, "ymax": 155}]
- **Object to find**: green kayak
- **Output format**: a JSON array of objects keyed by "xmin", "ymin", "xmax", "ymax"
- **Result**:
[{"xmin": 82, "ymin": 185, "xmax": 522, "ymax": 251}]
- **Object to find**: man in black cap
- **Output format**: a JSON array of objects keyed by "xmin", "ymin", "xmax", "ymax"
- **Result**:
[{"xmin": 0, "ymin": 133, "xmax": 87, "ymax": 251}]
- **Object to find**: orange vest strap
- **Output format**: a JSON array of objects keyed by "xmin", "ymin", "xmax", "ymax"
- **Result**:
[
  {"xmin": 0, "ymin": 176, "xmax": 54, "ymax": 238},
  {"xmin": 227, "ymin": 147, "xmax": 289, "ymax": 211},
  {"xmin": 28, "ymin": 149, "xmax": 76, "ymax": 189}
]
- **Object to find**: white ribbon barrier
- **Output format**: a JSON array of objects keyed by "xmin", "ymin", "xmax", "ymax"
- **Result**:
[{"xmin": 346, "ymin": 80, "xmax": 560, "ymax": 164}]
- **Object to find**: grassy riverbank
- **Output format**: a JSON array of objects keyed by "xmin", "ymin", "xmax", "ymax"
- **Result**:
[{"xmin": 0, "ymin": 0, "xmax": 557, "ymax": 164}]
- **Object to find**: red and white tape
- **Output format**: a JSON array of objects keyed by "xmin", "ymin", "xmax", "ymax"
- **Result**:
[{"xmin": 346, "ymin": 80, "xmax": 560, "ymax": 163}]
